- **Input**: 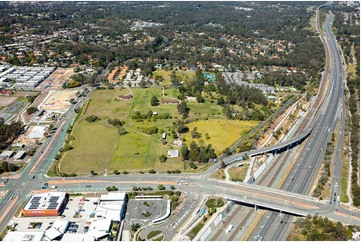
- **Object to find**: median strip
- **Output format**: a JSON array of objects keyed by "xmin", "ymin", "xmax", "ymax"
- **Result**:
[{"xmin": 241, "ymin": 210, "xmax": 265, "ymax": 241}]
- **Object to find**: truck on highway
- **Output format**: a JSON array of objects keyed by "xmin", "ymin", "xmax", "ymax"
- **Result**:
[{"xmin": 50, "ymin": 185, "xmax": 57, "ymax": 189}]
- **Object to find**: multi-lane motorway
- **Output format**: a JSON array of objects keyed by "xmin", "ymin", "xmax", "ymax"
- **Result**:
[
  {"xmin": 0, "ymin": 8, "xmax": 359, "ymax": 241},
  {"xmin": 248, "ymin": 10, "xmax": 353, "ymax": 241}
]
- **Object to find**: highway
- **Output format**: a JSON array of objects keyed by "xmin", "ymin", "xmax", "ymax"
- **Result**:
[
  {"xmin": 204, "ymin": 8, "xmax": 353, "ymax": 240},
  {"xmin": 248, "ymin": 10, "xmax": 352, "ymax": 241}
]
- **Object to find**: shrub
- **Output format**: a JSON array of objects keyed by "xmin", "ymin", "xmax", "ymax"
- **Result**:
[
  {"xmin": 159, "ymin": 154, "xmax": 167, "ymax": 163},
  {"xmin": 26, "ymin": 107, "xmax": 38, "ymax": 115},
  {"xmin": 86, "ymin": 115, "xmax": 99, "ymax": 122},
  {"xmin": 157, "ymin": 185, "xmax": 165, "ymax": 190},
  {"xmin": 144, "ymin": 126, "xmax": 158, "ymax": 134},
  {"xmin": 150, "ymin": 96, "xmax": 159, "ymax": 106}
]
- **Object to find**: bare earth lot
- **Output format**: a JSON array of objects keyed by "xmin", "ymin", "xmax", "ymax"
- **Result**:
[
  {"xmin": 0, "ymin": 96, "xmax": 18, "ymax": 107},
  {"xmin": 41, "ymin": 90, "xmax": 78, "ymax": 112},
  {"xmin": 13, "ymin": 91, "xmax": 39, "ymax": 97},
  {"xmin": 39, "ymin": 68, "xmax": 74, "ymax": 89}
]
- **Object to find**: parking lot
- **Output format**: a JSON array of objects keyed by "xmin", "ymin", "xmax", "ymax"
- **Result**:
[
  {"xmin": 11, "ymin": 195, "xmax": 103, "ymax": 235},
  {"xmin": 124, "ymin": 199, "xmax": 167, "ymax": 228}
]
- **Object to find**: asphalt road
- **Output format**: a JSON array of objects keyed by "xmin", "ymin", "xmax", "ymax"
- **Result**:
[
  {"xmin": 44, "ymin": 175, "xmax": 359, "ymax": 222},
  {"xmin": 249, "ymin": 10, "xmax": 352, "ymax": 241},
  {"xmin": 0, "ymin": 88, "xmax": 90, "ymax": 233}
]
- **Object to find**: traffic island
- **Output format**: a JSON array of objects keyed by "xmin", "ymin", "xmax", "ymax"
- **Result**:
[{"xmin": 147, "ymin": 230, "xmax": 165, "ymax": 241}]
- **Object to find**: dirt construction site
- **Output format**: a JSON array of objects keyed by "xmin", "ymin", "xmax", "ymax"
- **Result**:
[
  {"xmin": 40, "ymin": 90, "xmax": 79, "ymax": 113},
  {"xmin": 38, "ymin": 68, "xmax": 74, "ymax": 89}
]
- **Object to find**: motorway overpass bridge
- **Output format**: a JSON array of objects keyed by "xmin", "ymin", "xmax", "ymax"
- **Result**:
[
  {"xmin": 223, "ymin": 127, "xmax": 313, "ymax": 164},
  {"xmin": 224, "ymin": 196, "xmax": 310, "ymax": 217},
  {"xmin": 215, "ymin": 181, "xmax": 323, "ymax": 217},
  {"xmin": 46, "ymin": 177, "xmax": 360, "ymax": 225},
  {"xmin": 222, "ymin": 195, "xmax": 359, "ymax": 226}
]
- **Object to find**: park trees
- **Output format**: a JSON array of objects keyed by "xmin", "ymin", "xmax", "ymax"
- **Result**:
[
  {"xmin": 86, "ymin": 115, "xmax": 100, "ymax": 122},
  {"xmin": 118, "ymin": 127, "xmax": 128, "ymax": 136},
  {"xmin": 0, "ymin": 118, "xmax": 22, "ymax": 150},
  {"xmin": 26, "ymin": 107, "xmax": 38, "ymax": 115},
  {"xmin": 191, "ymin": 127, "xmax": 202, "ymax": 139},
  {"xmin": 150, "ymin": 96, "xmax": 159, "ymax": 106},
  {"xmin": 217, "ymin": 96, "xmax": 225, "ymax": 105},
  {"xmin": 177, "ymin": 101, "xmax": 189, "ymax": 119},
  {"xmin": 180, "ymin": 145, "xmax": 189, "ymax": 160},
  {"xmin": 186, "ymin": 141, "xmax": 216, "ymax": 162},
  {"xmin": 159, "ymin": 154, "xmax": 167, "ymax": 163}
]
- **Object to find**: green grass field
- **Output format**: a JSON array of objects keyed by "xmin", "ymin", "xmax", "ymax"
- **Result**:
[
  {"xmin": 184, "ymin": 120, "xmax": 259, "ymax": 154},
  {"xmin": 129, "ymin": 88, "xmax": 179, "ymax": 117},
  {"xmin": 187, "ymin": 101, "xmax": 224, "ymax": 118},
  {"xmin": 188, "ymin": 223, "xmax": 204, "ymax": 240},
  {"xmin": 211, "ymin": 169, "xmax": 225, "ymax": 180},
  {"xmin": 163, "ymin": 88, "xmax": 180, "ymax": 99},
  {"xmin": 147, "ymin": 231, "xmax": 162, "ymax": 240},
  {"xmin": 60, "ymin": 88, "xmax": 258, "ymax": 174},
  {"xmin": 111, "ymin": 132, "xmax": 159, "ymax": 170},
  {"xmin": 85, "ymin": 88, "xmax": 133, "ymax": 120},
  {"xmin": 60, "ymin": 88, "xmax": 184, "ymax": 174},
  {"xmin": 154, "ymin": 70, "xmax": 196, "ymax": 86},
  {"xmin": 61, "ymin": 120, "xmax": 119, "ymax": 174}
]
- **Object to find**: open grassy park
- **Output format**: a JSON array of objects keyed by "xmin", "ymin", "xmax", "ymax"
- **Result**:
[
  {"xmin": 153, "ymin": 70, "xmax": 196, "ymax": 86},
  {"xmin": 184, "ymin": 120, "xmax": 259, "ymax": 154},
  {"xmin": 59, "ymin": 87, "xmax": 258, "ymax": 174}
]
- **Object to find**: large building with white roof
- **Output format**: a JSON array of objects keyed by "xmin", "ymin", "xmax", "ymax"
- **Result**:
[
  {"xmin": 3, "ymin": 231, "xmax": 45, "ymax": 241},
  {"xmin": 95, "ymin": 192, "xmax": 127, "ymax": 221},
  {"xmin": 43, "ymin": 220, "xmax": 69, "ymax": 241},
  {"xmin": 61, "ymin": 233, "xmax": 95, "ymax": 241},
  {"xmin": 22, "ymin": 192, "xmax": 68, "ymax": 217}
]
